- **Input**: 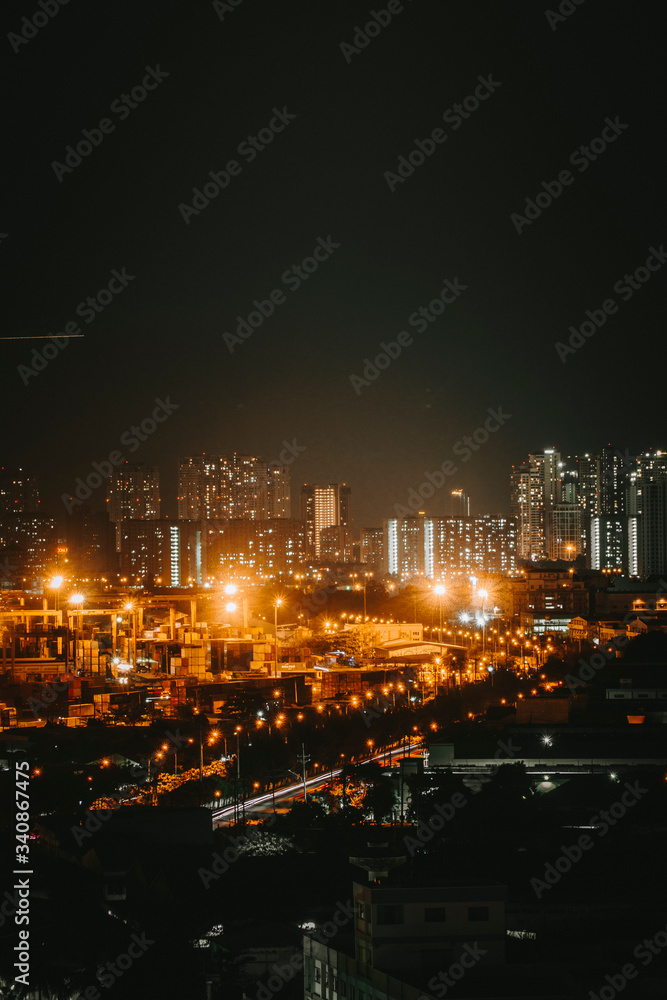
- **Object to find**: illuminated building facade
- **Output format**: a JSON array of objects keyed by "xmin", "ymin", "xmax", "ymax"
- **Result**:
[
  {"xmin": 178, "ymin": 453, "xmax": 290, "ymax": 521},
  {"xmin": 107, "ymin": 464, "xmax": 160, "ymax": 551},
  {"xmin": 300, "ymin": 483, "xmax": 351, "ymax": 558},
  {"xmin": 360, "ymin": 527, "xmax": 384, "ymax": 570},
  {"xmin": 384, "ymin": 514, "xmax": 516, "ymax": 579}
]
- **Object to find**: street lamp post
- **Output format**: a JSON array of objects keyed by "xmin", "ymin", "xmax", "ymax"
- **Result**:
[
  {"xmin": 235, "ymin": 729, "xmax": 241, "ymax": 823},
  {"xmin": 125, "ymin": 602, "xmax": 137, "ymax": 669},
  {"xmin": 224, "ymin": 584, "xmax": 248, "ymax": 634},
  {"xmin": 478, "ymin": 589, "xmax": 488, "ymax": 657},
  {"xmin": 273, "ymin": 598, "xmax": 283, "ymax": 678},
  {"xmin": 69, "ymin": 594, "xmax": 84, "ymax": 672},
  {"xmin": 363, "ymin": 572, "xmax": 373, "ymax": 620},
  {"xmin": 434, "ymin": 584, "xmax": 445, "ymax": 644},
  {"xmin": 49, "ymin": 576, "xmax": 63, "ymax": 612}
]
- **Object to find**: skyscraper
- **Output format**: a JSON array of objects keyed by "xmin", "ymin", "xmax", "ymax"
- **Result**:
[
  {"xmin": 510, "ymin": 449, "xmax": 563, "ymax": 560},
  {"xmin": 0, "ymin": 467, "xmax": 40, "ymax": 514},
  {"xmin": 384, "ymin": 513, "xmax": 427, "ymax": 578},
  {"xmin": 177, "ymin": 454, "xmax": 230, "ymax": 519},
  {"xmin": 627, "ymin": 451, "xmax": 667, "ymax": 576},
  {"xmin": 510, "ymin": 461, "xmax": 544, "ymax": 560},
  {"xmin": 177, "ymin": 453, "xmax": 290, "ymax": 521},
  {"xmin": 639, "ymin": 480, "xmax": 667, "ymax": 577},
  {"xmin": 360, "ymin": 528, "xmax": 384, "ymax": 571},
  {"xmin": 546, "ymin": 504, "xmax": 583, "ymax": 561},
  {"xmin": 300, "ymin": 483, "xmax": 351, "ymax": 558},
  {"xmin": 229, "ymin": 454, "xmax": 268, "ymax": 519},
  {"xmin": 383, "ymin": 513, "xmax": 517, "ymax": 578},
  {"xmin": 107, "ymin": 464, "xmax": 160, "ymax": 551},
  {"xmin": 267, "ymin": 464, "xmax": 291, "ymax": 519},
  {"xmin": 447, "ymin": 489, "xmax": 470, "ymax": 516}
]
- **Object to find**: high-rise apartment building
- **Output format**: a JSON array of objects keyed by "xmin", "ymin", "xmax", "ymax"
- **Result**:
[
  {"xmin": 66, "ymin": 508, "xmax": 117, "ymax": 577},
  {"xmin": 177, "ymin": 453, "xmax": 290, "ymax": 521},
  {"xmin": 384, "ymin": 514, "xmax": 427, "ymax": 578},
  {"xmin": 510, "ymin": 460, "xmax": 545, "ymax": 560},
  {"xmin": 300, "ymin": 483, "xmax": 351, "ymax": 558},
  {"xmin": 637, "ymin": 479, "xmax": 667, "ymax": 577},
  {"xmin": 590, "ymin": 516, "xmax": 626, "ymax": 571},
  {"xmin": 599, "ymin": 444, "xmax": 627, "ymax": 517},
  {"xmin": 626, "ymin": 449, "xmax": 667, "ymax": 576},
  {"xmin": 360, "ymin": 528, "xmax": 384, "ymax": 571},
  {"xmin": 384, "ymin": 514, "xmax": 517, "ymax": 579},
  {"xmin": 0, "ymin": 467, "xmax": 40, "ymax": 514},
  {"xmin": 177, "ymin": 455, "xmax": 230, "ymax": 519},
  {"xmin": 119, "ymin": 519, "xmax": 204, "ymax": 586},
  {"xmin": 205, "ymin": 517, "xmax": 306, "ymax": 579},
  {"xmin": 229, "ymin": 454, "xmax": 268, "ymax": 519},
  {"xmin": 266, "ymin": 464, "xmax": 291, "ymax": 519},
  {"xmin": 511, "ymin": 449, "xmax": 584, "ymax": 561},
  {"xmin": 319, "ymin": 525, "xmax": 353, "ymax": 564},
  {"xmin": 576, "ymin": 454, "xmax": 601, "ymax": 516},
  {"xmin": 107, "ymin": 464, "xmax": 160, "ymax": 551},
  {"xmin": 546, "ymin": 503, "xmax": 583, "ymax": 561},
  {"xmin": 0, "ymin": 514, "xmax": 56, "ymax": 589},
  {"xmin": 446, "ymin": 489, "xmax": 470, "ymax": 516}
]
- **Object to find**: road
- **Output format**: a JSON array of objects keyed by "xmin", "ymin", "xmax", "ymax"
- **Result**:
[{"xmin": 211, "ymin": 741, "xmax": 422, "ymax": 826}]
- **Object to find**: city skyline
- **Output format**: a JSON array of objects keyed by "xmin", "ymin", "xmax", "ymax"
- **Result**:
[
  {"xmin": 5, "ymin": 440, "xmax": 666, "ymax": 521},
  {"xmin": 4, "ymin": 438, "xmax": 667, "ymax": 589}
]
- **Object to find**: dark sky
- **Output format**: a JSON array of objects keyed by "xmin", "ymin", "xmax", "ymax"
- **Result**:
[{"xmin": 3, "ymin": 0, "xmax": 665, "ymax": 528}]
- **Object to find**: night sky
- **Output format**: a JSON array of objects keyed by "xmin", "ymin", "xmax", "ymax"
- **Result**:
[{"xmin": 3, "ymin": 0, "xmax": 665, "ymax": 527}]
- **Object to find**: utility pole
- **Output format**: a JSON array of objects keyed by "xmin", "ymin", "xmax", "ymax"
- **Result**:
[
  {"xmin": 199, "ymin": 714, "xmax": 204, "ymax": 784},
  {"xmin": 298, "ymin": 743, "xmax": 310, "ymax": 803},
  {"xmin": 235, "ymin": 731, "xmax": 241, "ymax": 825}
]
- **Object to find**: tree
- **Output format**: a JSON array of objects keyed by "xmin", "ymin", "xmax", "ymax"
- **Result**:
[
  {"xmin": 234, "ymin": 831, "xmax": 299, "ymax": 856},
  {"xmin": 338, "ymin": 625, "xmax": 381, "ymax": 660},
  {"xmin": 365, "ymin": 777, "xmax": 397, "ymax": 824},
  {"xmin": 284, "ymin": 799, "xmax": 327, "ymax": 827}
]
